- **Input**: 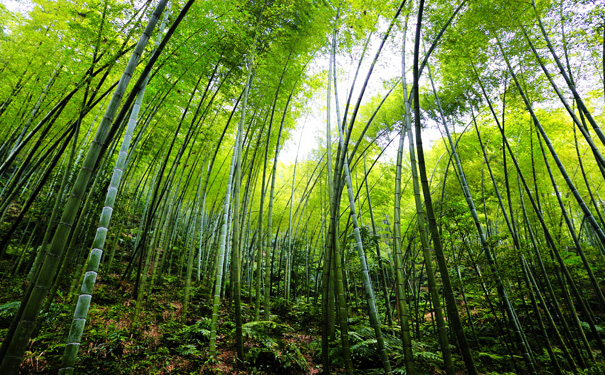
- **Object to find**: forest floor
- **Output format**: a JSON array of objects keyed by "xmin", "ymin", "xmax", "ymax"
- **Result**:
[
  {"xmin": 0, "ymin": 271, "xmax": 332, "ymax": 375},
  {"xmin": 1, "ymin": 266, "xmax": 592, "ymax": 374}
]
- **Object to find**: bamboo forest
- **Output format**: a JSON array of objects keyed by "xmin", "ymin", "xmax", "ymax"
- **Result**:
[{"xmin": 1, "ymin": 0, "xmax": 604, "ymax": 374}]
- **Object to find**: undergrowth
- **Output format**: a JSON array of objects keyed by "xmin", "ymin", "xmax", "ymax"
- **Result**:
[{"xmin": 0, "ymin": 272, "xmax": 594, "ymax": 374}]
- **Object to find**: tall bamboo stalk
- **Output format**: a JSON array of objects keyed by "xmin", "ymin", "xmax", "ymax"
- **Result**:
[
  {"xmin": 412, "ymin": 2, "xmax": 478, "ymax": 374},
  {"xmin": 0, "ymin": 2, "xmax": 169, "ymax": 371}
]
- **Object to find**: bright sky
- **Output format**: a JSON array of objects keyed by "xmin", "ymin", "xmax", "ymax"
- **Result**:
[
  {"xmin": 2, "ymin": 0, "xmax": 32, "ymax": 13},
  {"xmin": 281, "ymin": 29, "xmax": 442, "ymax": 165}
]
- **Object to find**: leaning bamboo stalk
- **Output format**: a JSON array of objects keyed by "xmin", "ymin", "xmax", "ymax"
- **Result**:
[
  {"xmin": 328, "ymin": 23, "xmax": 355, "ymax": 374},
  {"xmin": 530, "ymin": 0, "xmax": 605, "ymax": 148},
  {"xmin": 58, "ymin": 0, "xmax": 190, "ymax": 370},
  {"xmin": 208, "ymin": 149, "xmax": 237, "ymax": 357},
  {"xmin": 497, "ymin": 36, "xmax": 605, "ymax": 268},
  {"xmin": 427, "ymin": 62, "xmax": 537, "ymax": 374},
  {"xmin": 229, "ymin": 44, "xmax": 257, "ymax": 362},
  {"xmin": 336, "ymin": 90, "xmax": 392, "ymax": 375},
  {"xmin": 363, "ymin": 156, "xmax": 393, "ymax": 327},
  {"xmin": 412, "ymin": 2, "xmax": 478, "ymax": 374},
  {"xmin": 59, "ymin": 44, "xmax": 161, "ymax": 375},
  {"xmin": 535, "ymin": 126, "xmax": 605, "ymax": 310},
  {"xmin": 522, "ymin": 250, "xmax": 578, "ymax": 371},
  {"xmin": 0, "ymin": 2, "xmax": 171, "ymax": 371},
  {"xmin": 209, "ymin": 28, "xmax": 259, "ymax": 356},
  {"xmin": 475, "ymin": 69, "xmax": 605, "ymax": 360},
  {"xmin": 182, "ymin": 157, "xmax": 205, "ymax": 323},
  {"xmin": 474, "ymin": 77, "xmax": 591, "ymax": 368},
  {"xmin": 408, "ymin": 123, "xmax": 454, "ymax": 375},
  {"xmin": 520, "ymin": 255, "xmax": 564, "ymax": 375},
  {"xmin": 393, "ymin": 19, "xmax": 415, "ymax": 374},
  {"xmin": 522, "ymin": 27, "xmax": 605, "ymax": 178}
]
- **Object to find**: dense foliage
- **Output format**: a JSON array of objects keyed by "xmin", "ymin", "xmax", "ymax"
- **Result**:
[{"xmin": 0, "ymin": 0, "xmax": 604, "ymax": 374}]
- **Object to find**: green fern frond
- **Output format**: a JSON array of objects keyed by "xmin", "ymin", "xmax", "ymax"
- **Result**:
[
  {"xmin": 414, "ymin": 349, "xmax": 443, "ymax": 366},
  {"xmin": 0, "ymin": 301, "xmax": 19, "ymax": 318},
  {"xmin": 351, "ymin": 338, "xmax": 379, "ymax": 359},
  {"xmin": 348, "ymin": 330, "xmax": 365, "ymax": 343}
]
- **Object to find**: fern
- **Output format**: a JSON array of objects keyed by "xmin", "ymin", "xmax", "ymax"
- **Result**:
[
  {"xmin": 414, "ymin": 349, "xmax": 443, "ymax": 367},
  {"xmin": 0, "ymin": 301, "xmax": 19, "ymax": 319},
  {"xmin": 242, "ymin": 321, "xmax": 307, "ymax": 374},
  {"xmin": 271, "ymin": 297, "xmax": 292, "ymax": 316},
  {"xmin": 242, "ymin": 320, "xmax": 293, "ymax": 349},
  {"xmin": 351, "ymin": 338, "xmax": 379, "ymax": 359},
  {"xmin": 164, "ymin": 318, "xmax": 211, "ymax": 355},
  {"xmin": 281, "ymin": 342, "xmax": 308, "ymax": 371},
  {"xmin": 175, "ymin": 343, "xmax": 202, "ymax": 356},
  {"xmin": 348, "ymin": 330, "xmax": 365, "ymax": 343}
]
